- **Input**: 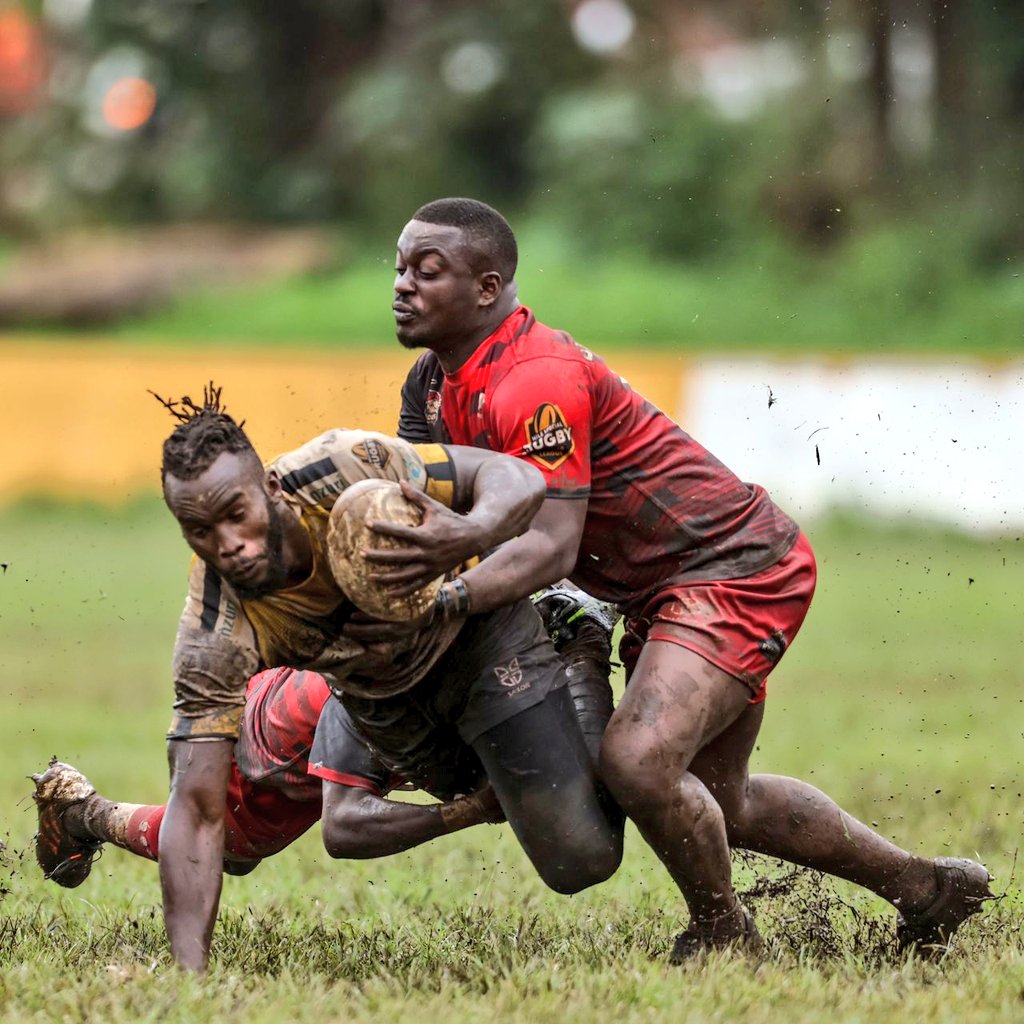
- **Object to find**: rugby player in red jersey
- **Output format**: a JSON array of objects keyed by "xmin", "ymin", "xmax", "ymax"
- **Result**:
[
  {"xmin": 370, "ymin": 197, "xmax": 992, "ymax": 960},
  {"xmin": 31, "ymin": 667, "xmax": 503, "ymax": 885}
]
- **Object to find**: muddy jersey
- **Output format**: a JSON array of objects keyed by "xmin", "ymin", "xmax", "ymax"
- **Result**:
[
  {"xmin": 417, "ymin": 306, "xmax": 799, "ymax": 615},
  {"xmin": 168, "ymin": 430, "xmax": 463, "ymax": 741}
]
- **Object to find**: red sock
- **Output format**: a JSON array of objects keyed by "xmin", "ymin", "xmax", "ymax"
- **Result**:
[{"xmin": 119, "ymin": 805, "xmax": 165, "ymax": 861}]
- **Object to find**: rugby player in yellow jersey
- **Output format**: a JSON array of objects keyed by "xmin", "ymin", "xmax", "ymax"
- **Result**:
[{"xmin": 145, "ymin": 389, "xmax": 621, "ymax": 971}]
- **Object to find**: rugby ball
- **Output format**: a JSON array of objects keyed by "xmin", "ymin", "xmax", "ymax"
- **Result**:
[{"xmin": 327, "ymin": 478, "xmax": 442, "ymax": 622}]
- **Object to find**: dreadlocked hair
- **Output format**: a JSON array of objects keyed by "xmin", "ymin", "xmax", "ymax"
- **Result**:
[{"xmin": 150, "ymin": 382, "xmax": 256, "ymax": 482}]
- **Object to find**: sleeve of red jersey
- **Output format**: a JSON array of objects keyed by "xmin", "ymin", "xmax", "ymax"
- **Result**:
[{"xmin": 487, "ymin": 357, "xmax": 592, "ymax": 499}]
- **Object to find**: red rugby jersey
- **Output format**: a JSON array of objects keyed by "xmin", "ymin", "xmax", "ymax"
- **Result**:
[{"xmin": 437, "ymin": 306, "xmax": 799, "ymax": 614}]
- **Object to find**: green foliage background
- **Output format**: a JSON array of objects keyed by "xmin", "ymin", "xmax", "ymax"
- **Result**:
[
  {"xmin": 2, "ymin": 1, "xmax": 1022, "ymax": 351},
  {"xmin": 91, "ymin": 222, "xmax": 1018, "ymax": 352}
]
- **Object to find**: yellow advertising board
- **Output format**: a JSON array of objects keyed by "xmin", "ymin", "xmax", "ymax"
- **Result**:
[{"xmin": 0, "ymin": 341, "xmax": 687, "ymax": 503}]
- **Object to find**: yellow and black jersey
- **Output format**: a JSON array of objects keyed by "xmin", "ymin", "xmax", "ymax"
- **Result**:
[{"xmin": 169, "ymin": 430, "xmax": 463, "ymax": 741}]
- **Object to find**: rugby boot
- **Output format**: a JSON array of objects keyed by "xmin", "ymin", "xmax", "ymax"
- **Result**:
[
  {"xmin": 31, "ymin": 758, "xmax": 102, "ymax": 888},
  {"xmin": 669, "ymin": 905, "xmax": 764, "ymax": 964},
  {"xmin": 531, "ymin": 582, "xmax": 619, "ymax": 650},
  {"xmin": 896, "ymin": 856, "xmax": 993, "ymax": 959}
]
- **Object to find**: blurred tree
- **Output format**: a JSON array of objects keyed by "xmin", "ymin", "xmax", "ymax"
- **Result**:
[
  {"xmin": 0, "ymin": 0, "xmax": 1018, "ymax": 277},
  {"xmin": 865, "ymin": 0, "xmax": 895, "ymax": 174},
  {"xmin": 0, "ymin": 0, "xmax": 599, "ymax": 230}
]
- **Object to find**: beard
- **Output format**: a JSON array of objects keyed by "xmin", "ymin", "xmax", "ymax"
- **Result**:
[
  {"xmin": 396, "ymin": 324, "xmax": 426, "ymax": 350},
  {"xmin": 229, "ymin": 497, "xmax": 290, "ymax": 600}
]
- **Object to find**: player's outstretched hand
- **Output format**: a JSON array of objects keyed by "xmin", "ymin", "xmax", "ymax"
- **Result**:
[{"xmin": 363, "ymin": 479, "xmax": 482, "ymax": 597}]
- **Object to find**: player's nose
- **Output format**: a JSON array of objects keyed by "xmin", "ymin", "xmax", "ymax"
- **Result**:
[{"xmin": 216, "ymin": 528, "xmax": 246, "ymax": 560}]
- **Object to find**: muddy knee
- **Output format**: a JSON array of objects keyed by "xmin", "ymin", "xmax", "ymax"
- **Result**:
[
  {"xmin": 510, "ymin": 781, "xmax": 623, "ymax": 894},
  {"xmin": 599, "ymin": 728, "xmax": 677, "ymax": 817}
]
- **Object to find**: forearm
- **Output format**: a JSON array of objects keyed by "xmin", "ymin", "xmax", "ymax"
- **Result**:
[
  {"xmin": 364, "ymin": 485, "xmax": 581, "ymax": 607},
  {"xmin": 160, "ymin": 792, "xmax": 224, "ymax": 970},
  {"xmin": 324, "ymin": 791, "xmax": 492, "ymax": 860},
  {"xmin": 160, "ymin": 738, "xmax": 232, "ymax": 972},
  {"xmin": 460, "ymin": 459, "xmax": 545, "ymax": 550},
  {"xmin": 457, "ymin": 529, "xmax": 570, "ymax": 615}
]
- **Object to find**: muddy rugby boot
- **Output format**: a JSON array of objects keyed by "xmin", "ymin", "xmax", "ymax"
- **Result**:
[
  {"xmin": 896, "ymin": 857, "xmax": 993, "ymax": 959},
  {"xmin": 669, "ymin": 905, "xmax": 764, "ymax": 964},
  {"xmin": 530, "ymin": 582, "xmax": 618, "ymax": 649},
  {"xmin": 31, "ymin": 758, "xmax": 103, "ymax": 888}
]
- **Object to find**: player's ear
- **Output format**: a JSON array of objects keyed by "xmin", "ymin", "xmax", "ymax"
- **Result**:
[
  {"xmin": 264, "ymin": 469, "xmax": 282, "ymax": 499},
  {"xmin": 478, "ymin": 270, "xmax": 503, "ymax": 308}
]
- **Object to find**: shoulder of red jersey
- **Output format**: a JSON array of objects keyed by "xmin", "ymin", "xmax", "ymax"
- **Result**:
[{"xmin": 507, "ymin": 310, "xmax": 599, "ymax": 365}]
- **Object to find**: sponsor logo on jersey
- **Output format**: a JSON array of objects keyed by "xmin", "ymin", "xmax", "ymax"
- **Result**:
[
  {"xmin": 425, "ymin": 388, "xmax": 442, "ymax": 425},
  {"xmin": 522, "ymin": 403, "xmax": 575, "ymax": 470},
  {"xmin": 218, "ymin": 598, "xmax": 238, "ymax": 639},
  {"xmin": 352, "ymin": 439, "xmax": 391, "ymax": 471}
]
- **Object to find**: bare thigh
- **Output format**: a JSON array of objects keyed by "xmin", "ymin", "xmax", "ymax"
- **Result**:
[{"xmin": 602, "ymin": 637, "xmax": 751, "ymax": 799}]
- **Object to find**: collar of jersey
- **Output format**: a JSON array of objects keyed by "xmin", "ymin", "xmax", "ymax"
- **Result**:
[{"xmin": 444, "ymin": 305, "xmax": 529, "ymax": 386}]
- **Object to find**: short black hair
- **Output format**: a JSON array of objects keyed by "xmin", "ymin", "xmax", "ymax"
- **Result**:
[
  {"xmin": 151, "ymin": 383, "xmax": 257, "ymax": 483},
  {"xmin": 412, "ymin": 197, "xmax": 518, "ymax": 282}
]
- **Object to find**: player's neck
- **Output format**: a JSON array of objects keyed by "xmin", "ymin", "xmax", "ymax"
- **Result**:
[{"xmin": 435, "ymin": 298, "xmax": 518, "ymax": 375}]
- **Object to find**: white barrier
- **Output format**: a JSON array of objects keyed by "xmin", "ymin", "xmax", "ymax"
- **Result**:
[{"xmin": 682, "ymin": 359, "xmax": 1024, "ymax": 533}]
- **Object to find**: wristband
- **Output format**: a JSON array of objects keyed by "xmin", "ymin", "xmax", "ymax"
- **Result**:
[
  {"xmin": 434, "ymin": 577, "xmax": 472, "ymax": 622},
  {"xmin": 448, "ymin": 577, "xmax": 472, "ymax": 616}
]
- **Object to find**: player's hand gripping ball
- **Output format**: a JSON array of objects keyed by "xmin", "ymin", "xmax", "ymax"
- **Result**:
[{"xmin": 327, "ymin": 479, "xmax": 443, "ymax": 622}]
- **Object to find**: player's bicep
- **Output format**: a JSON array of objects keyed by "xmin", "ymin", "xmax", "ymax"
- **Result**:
[
  {"xmin": 442, "ymin": 445, "xmax": 544, "ymax": 513},
  {"xmin": 526, "ymin": 496, "xmax": 589, "ymax": 572}
]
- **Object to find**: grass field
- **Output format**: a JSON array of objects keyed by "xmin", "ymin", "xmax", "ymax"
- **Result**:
[{"xmin": 1, "ymin": 502, "xmax": 1022, "ymax": 1022}]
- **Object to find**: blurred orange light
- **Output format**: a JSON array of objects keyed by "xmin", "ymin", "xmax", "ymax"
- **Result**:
[
  {"xmin": 0, "ymin": 9, "xmax": 46, "ymax": 115},
  {"xmin": 102, "ymin": 76, "xmax": 156, "ymax": 131},
  {"xmin": 0, "ymin": 10, "xmax": 32, "ymax": 63}
]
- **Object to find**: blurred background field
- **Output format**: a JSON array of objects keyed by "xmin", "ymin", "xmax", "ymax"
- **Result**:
[
  {"xmin": 0, "ymin": 0, "xmax": 1020, "ymax": 349},
  {"xmin": 1, "ymin": 0, "xmax": 1023, "ymax": 1019}
]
